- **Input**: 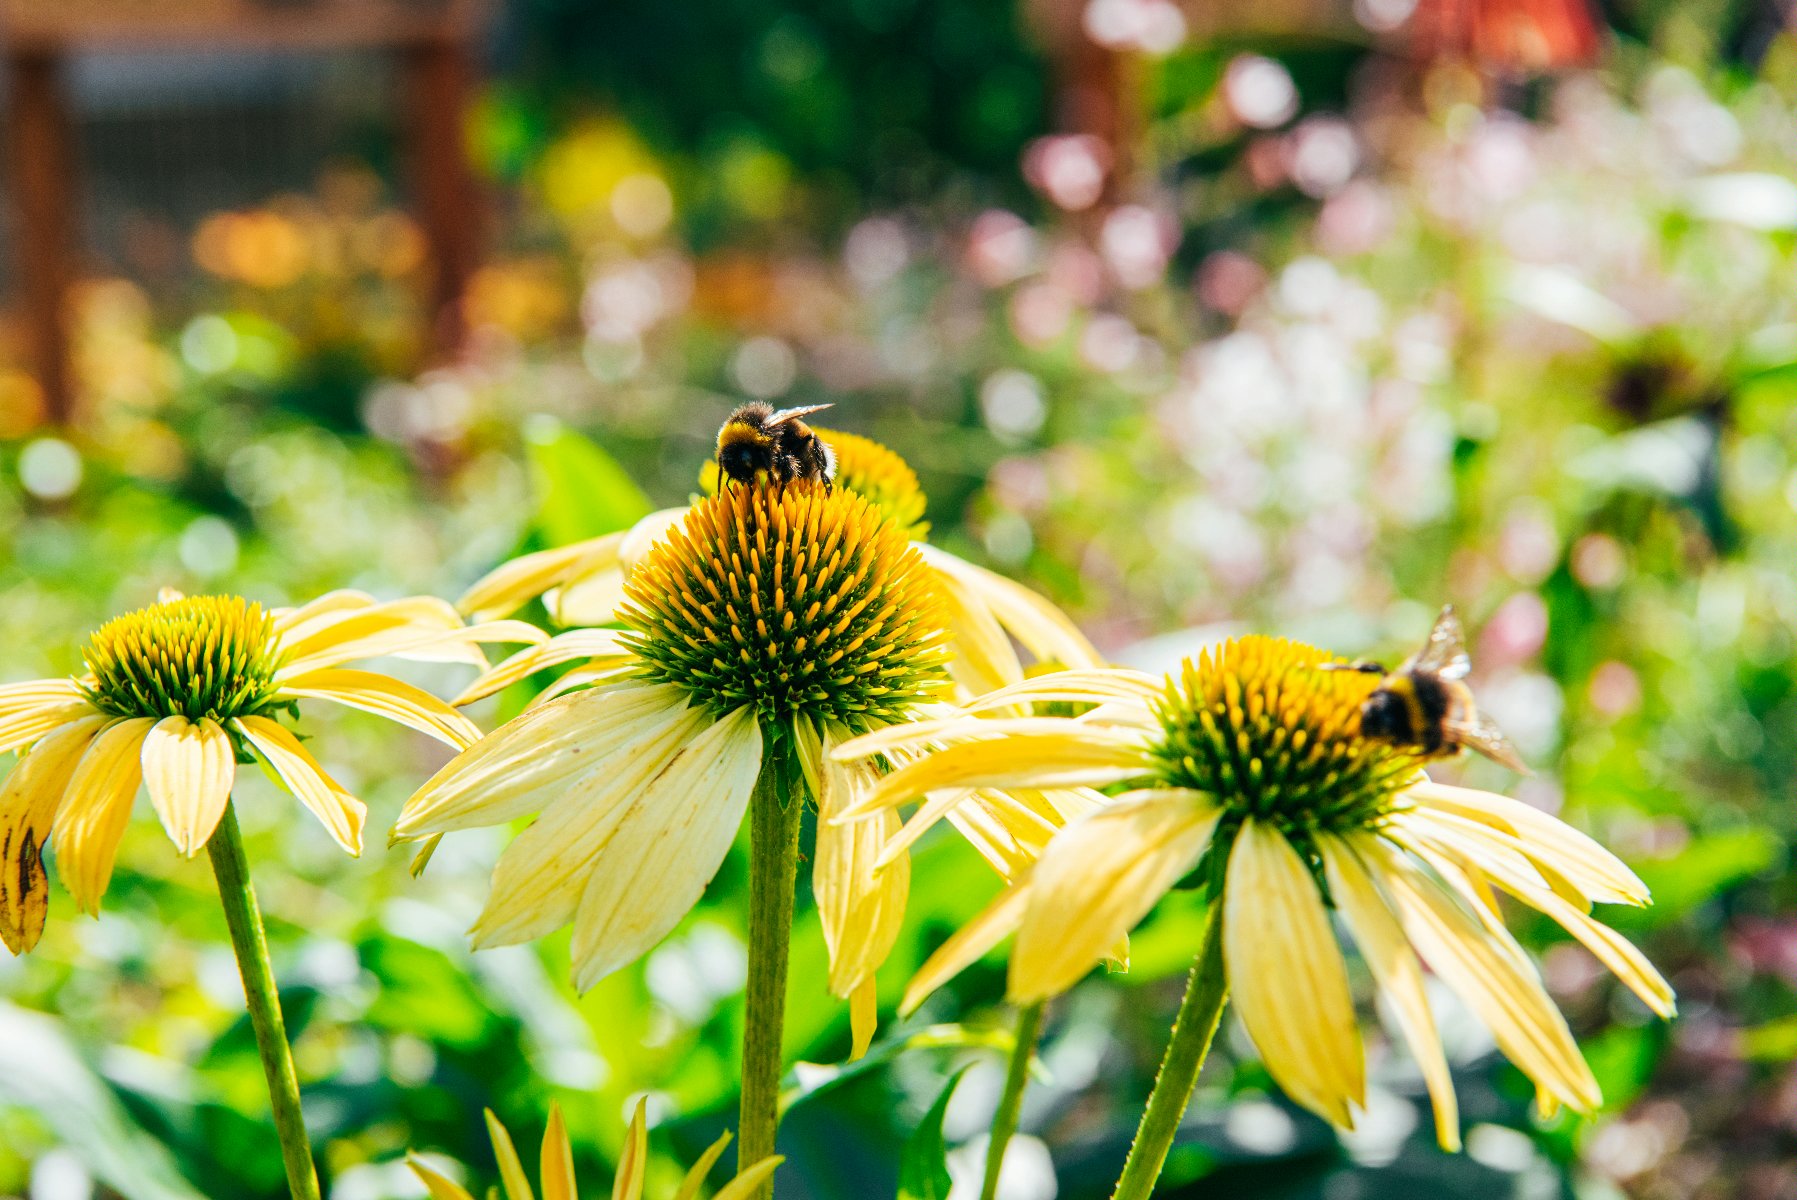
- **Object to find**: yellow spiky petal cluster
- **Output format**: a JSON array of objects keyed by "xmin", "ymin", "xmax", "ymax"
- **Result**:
[
  {"xmin": 1151, "ymin": 636, "xmax": 1423, "ymax": 872},
  {"xmin": 618, "ymin": 481, "xmax": 949, "ymax": 731},
  {"xmin": 82, "ymin": 595, "xmax": 283, "ymax": 721},
  {"xmin": 701, "ymin": 427, "xmax": 930, "ymax": 539}
]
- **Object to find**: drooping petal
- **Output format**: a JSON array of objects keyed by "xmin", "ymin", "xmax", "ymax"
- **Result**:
[
  {"xmin": 457, "ymin": 537, "xmax": 618, "ymax": 622},
  {"xmin": 271, "ymin": 589, "xmax": 379, "ymax": 637},
  {"xmin": 395, "ymin": 683, "xmax": 693, "ymax": 840},
  {"xmin": 1356, "ymin": 833, "xmax": 1602, "ymax": 1113},
  {"xmin": 917, "ymin": 544, "xmax": 1104, "ymax": 670},
  {"xmin": 276, "ymin": 668, "xmax": 483, "ymax": 749},
  {"xmin": 539, "ymin": 1104, "xmax": 575, "ymax": 1200},
  {"xmin": 815, "ymin": 737, "xmax": 910, "ymax": 1001},
  {"xmin": 0, "ymin": 679, "xmax": 86, "ymax": 718},
  {"xmin": 1223, "ymin": 819, "xmax": 1365, "ymax": 1128},
  {"xmin": 1320, "ymin": 835, "xmax": 1460, "ymax": 1152},
  {"xmin": 850, "ymin": 975, "xmax": 879, "ymax": 1060},
  {"xmin": 0, "ymin": 714, "xmax": 108, "ymax": 952},
  {"xmin": 1406, "ymin": 779, "xmax": 1648, "ymax": 906},
  {"xmin": 0, "ymin": 701, "xmax": 99, "ymax": 756},
  {"xmin": 484, "ymin": 1109, "xmax": 536, "ymax": 1200},
  {"xmin": 469, "ymin": 703, "xmax": 712, "ymax": 946},
  {"xmin": 448, "ymin": 630, "xmax": 631, "ymax": 707},
  {"xmin": 235, "ymin": 716, "xmax": 367, "ymax": 854},
  {"xmin": 567, "ymin": 707, "xmax": 764, "ymax": 991},
  {"xmin": 1398, "ymin": 810, "xmax": 1675, "ymax": 1018},
  {"xmin": 140, "ymin": 715, "xmax": 236, "ymax": 855},
  {"xmin": 1009, "ymin": 791, "xmax": 1217, "ymax": 1002},
  {"xmin": 55, "ymin": 718, "xmax": 156, "ymax": 914},
  {"xmin": 903, "ymin": 877, "xmax": 1032, "ymax": 1014},
  {"xmin": 931, "ymin": 554, "xmax": 1025, "ymax": 694}
]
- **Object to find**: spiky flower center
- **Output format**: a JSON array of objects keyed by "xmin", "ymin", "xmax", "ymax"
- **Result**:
[
  {"xmin": 701, "ymin": 427, "xmax": 930, "ymax": 540},
  {"xmin": 83, "ymin": 596, "xmax": 283, "ymax": 721},
  {"xmin": 619, "ymin": 481, "xmax": 949, "ymax": 731},
  {"xmin": 1150, "ymin": 636, "xmax": 1422, "ymax": 862}
]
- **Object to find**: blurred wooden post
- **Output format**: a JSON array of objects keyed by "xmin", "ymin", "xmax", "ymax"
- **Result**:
[
  {"xmin": 6, "ymin": 49, "xmax": 78, "ymax": 425},
  {"xmin": 402, "ymin": 34, "xmax": 482, "ymax": 361}
]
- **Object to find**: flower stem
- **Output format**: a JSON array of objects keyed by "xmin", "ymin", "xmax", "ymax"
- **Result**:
[
  {"xmin": 980, "ymin": 1001, "xmax": 1045, "ymax": 1200},
  {"xmin": 739, "ymin": 756, "xmax": 803, "ymax": 1196},
  {"xmin": 1110, "ymin": 904, "xmax": 1229, "ymax": 1200},
  {"xmin": 206, "ymin": 801, "xmax": 321, "ymax": 1200}
]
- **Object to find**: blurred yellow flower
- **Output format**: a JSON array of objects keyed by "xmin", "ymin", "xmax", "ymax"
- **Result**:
[
  {"xmin": 456, "ymin": 428, "xmax": 1100, "ymax": 696},
  {"xmin": 835, "ymin": 636, "xmax": 1674, "ymax": 1150},
  {"xmin": 408, "ymin": 1098, "xmax": 781, "ymax": 1200},
  {"xmin": 0, "ymin": 590, "xmax": 540, "ymax": 952}
]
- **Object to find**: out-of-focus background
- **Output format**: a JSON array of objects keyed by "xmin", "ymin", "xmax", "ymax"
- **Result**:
[{"xmin": 1, "ymin": 0, "xmax": 1794, "ymax": 1196}]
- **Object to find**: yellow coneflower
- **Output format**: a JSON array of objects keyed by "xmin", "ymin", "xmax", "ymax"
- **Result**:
[
  {"xmin": 834, "ymin": 635, "xmax": 1672, "ymax": 1192},
  {"xmin": 0, "ymin": 587, "xmax": 538, "ymax": 1200},
  {"xmin": 395, "ymin": 480, "xmax": 952, "ymax": 1186},
  {"xmin": 0, "ymin": 590, "xmax": 537, "ymax": 947},
  {"xmin": 408, "ymin": 1098, "xmax": 781, "ymax": 1200},
  {"xmin": 454, "ymin": 427, "xmax": 1100, "ymax": 694}
]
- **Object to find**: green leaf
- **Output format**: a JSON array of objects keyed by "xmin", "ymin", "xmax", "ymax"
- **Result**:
[
  {"xmin": 526, "ymin": 418, "xmax": 653, "ymax": 547},
  {"xmin": 898, "ymin": 1066, "xmax": 968, "ymax": 1200},
  {"xmin": 0, "ymin": 1003, "xmax": 208, "ymax": 1200},
  {"xmin": 1615, "ymin": 827, "xmax": 1784, "ymax": 930}
]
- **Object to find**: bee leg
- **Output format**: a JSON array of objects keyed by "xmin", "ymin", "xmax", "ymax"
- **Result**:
[{"xmin": 1320, "ymin": 659, "xmax": 1386, "ymax": 674}]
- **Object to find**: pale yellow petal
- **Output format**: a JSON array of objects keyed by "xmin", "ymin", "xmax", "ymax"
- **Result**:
[
  {"xmin": 449, "ymin": 630, "xmax": 630, "ymax": 706},
  {"xmin": 568, "ymin": 709, "xmax": 763, "ymax": 990},
  {"xmin": 1223, "ymin": 819, "xmax": 1365, "ymax": 1128},
  {"xmin": 850, "ymin": 974, "xmax": 879, "ymax": 1060},
  {"xmin": 457, "ymin": 537, "xmax": 616, "ymax": 622},
  {"xmin": 903, "ymin": 878, "xmax": 1031, "ymax": 1015},
  {"xmin": 1356, "ymin": 833, "xmax": 1602, "ymax": 1113},
  {"xmin": 394, "ymin": 683, "xmax": 691, "ymax": 839},
  {"xmin": 1, "ymin": 714, "xmax": 108, "ymax": 952},
  {"xmin": 815, "ymin": 740, "xmax": 909, "ymax": 998},
  {"xmin": 277, "ymin": 668, "xmax": 483, "ymax": 749},
  {"xmin": 234, "ymin": 716, "xmax": 366, "ymax": 854},
  {"xmin": 0, "ymin": 701, "xmax": 99, "ymax": 755},
  {"xmin": 1406, "ymin": 779, "xmax": 1648, "ymax": 906},
  {"xmin": 713, "ymin": 1158, "xmax": 784, "ymax": 1200},
  {"xmin": 271, "ymin": 589, "xmax": 378, "ymax": 637},
  {"xmin": 612, "ymin": 1098, "xmax": 648, "ymax": 1200},
  {"xmin": 140, "ymin": 716, "xmax": 236, "ymax": 855},
  {"xmin": 673, "ymin": 1131, "xmax": 734, "ymax": 1200},
  {"xmin": 470, "ymin": 703, "xmax": 710, "ymax": 946},
  {"xmin": 842, "ymin": 729, "xmax": 1148, "ymax": 821},
  {"xmin": 405, "ymin": 1155, "xmax": 479, "ymax": 1200},
  {"xmin": 484, "ymin": 1109, "xmax": 536, "ymax": 1200},
  {"xmin": 932, "ymin": 555, "xmax": 1025, "ymax": 694},
  {"xmin": 1398, "ymin": 812, "xmax": 1675, "ymax": 1019},
  {"xmin": 55, "ymin": 718, "xmax": 156, "ymax": 914},
  {"xmin": 1320, "ymin": 835, "xmax": 1460, "ymax": 1151},
  {"xmin": 0, "ymin": 679, "xmax": 86, "ymax": 717},
  {"xmin": 1009, "ymin": 792, "xmax": 1217, "ymax": 1002},
  {"xmin": 539, "ymin": 1103, "xmax": 575, "ymax": 1200},
  {"xmin": 917, "ymin": 544, "xmax": 1103, "ymax": 669}
]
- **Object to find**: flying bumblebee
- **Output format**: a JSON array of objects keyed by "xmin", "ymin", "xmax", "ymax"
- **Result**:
[
  {"xmin": 1323, "ymin": 605, "xmax": 1529, "ymax": 773},
  {"xmin": 715, "ymin": 402, "xmax": 836, "ymax": 490}
]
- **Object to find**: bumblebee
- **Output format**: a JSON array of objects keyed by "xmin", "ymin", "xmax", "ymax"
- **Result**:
[
  {"xmin": 1324, "ymin": 605, "xmax": 1529, "ymax": 773},
  {"xmin": 715, "ymin": 402, "xmax": 836, "ymax": 490}
]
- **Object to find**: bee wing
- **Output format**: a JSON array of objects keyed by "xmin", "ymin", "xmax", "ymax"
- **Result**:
[
  {"xmin": 766, "ymin": 403, "xmax": 833, "ymax": 427},
  {"xmin": 1407, "ymin": 605, "xmax": 1472, "ymax": 680},
  {"xmin": 1443, "ymin": 710, "xmax": 1530, "ymax": 774}
]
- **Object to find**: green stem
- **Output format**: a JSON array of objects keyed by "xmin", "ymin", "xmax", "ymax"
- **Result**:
[
  {"xmin": 1110, "ymin": 905, "xmax": 1229, "ymax": 1200},
  {"xmin": 206, "ymin": 801, "xmax": 321, "ymax": 1200},
  {"xmin": 980, "ymin": 1002, "xmax": 1045, "ymax": 1200},
  {"xmin": 738, "ymin": 756, "xmax": 803, "ymax": 1197}
]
